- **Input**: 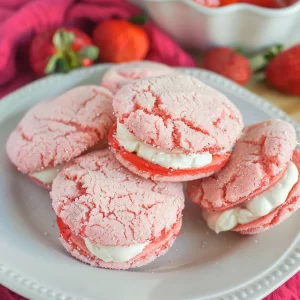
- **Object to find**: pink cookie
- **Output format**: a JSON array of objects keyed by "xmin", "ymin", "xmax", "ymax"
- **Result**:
[
  {"xmin": 101, "ymin": 61, "xmax": 175, "ymax": 94},
  {"xmin": 187, "ymin": 120, "xmax": 299, "ymax": 234},
  {"xmin": 234, "ymin": 151, "xmax": 300, "ymax": 234},
  {"xmin": 110, "ymin": 74, "xmax": 243, "ymax": 182},
  {"xmin": 51, "ymin": 149, "xmax": 184, "ymax": 269},
  {"xmin": 6, "ymin": 86, "xmax": 114, "ymax": 188}
]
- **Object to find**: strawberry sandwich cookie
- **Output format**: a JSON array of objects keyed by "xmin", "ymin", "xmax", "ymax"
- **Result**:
[
  {"xmin": 109, "ymin": 74, "xmax": 243, "ymax": 182},
  {"xmin": 187, "ymin": 119, "xmax": 300, "ymax": 234},
  {"xmin": 101, "ymin": 61, "xmax": 175, "ymax": 94},
  {"xmin": 6, "ymin": 86, "xmax": 114, "ymax": 188},
  {"xmin": 51, "ymin": 149, "xmax": 184, "ymax": 269}
]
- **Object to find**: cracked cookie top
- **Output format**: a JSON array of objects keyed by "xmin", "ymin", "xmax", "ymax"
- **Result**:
[
  {"xmin": 51, "ymin": 149, "xmax": 185, "ymax": 246},
  {"xmin": 6, "ymin": 86, "xmax": 115, "ymax": 174},
  {"xmin": 113, "ymin": 74, "xmax": 243, "ymax": 154},
  {"xmin": 101, "ymin": 61, "xmax": 175, "ymax": 94},
  {"xmin": 187, "ymin": 120, "xmax": 297, "ymax": 211}
]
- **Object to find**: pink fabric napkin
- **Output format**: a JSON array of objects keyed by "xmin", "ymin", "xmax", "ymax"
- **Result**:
[
  {"xmin": 0, "ymin": 0, "xmax": 196, "ymax": 99},
  {"xmin": 0, "ymin": 0, "xmax": 299, "ymax": 299}
]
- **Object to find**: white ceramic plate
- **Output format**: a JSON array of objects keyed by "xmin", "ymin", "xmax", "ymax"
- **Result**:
[{"xmin": 0, "ymin": 65, "xmax": 299, "ymax": 300}]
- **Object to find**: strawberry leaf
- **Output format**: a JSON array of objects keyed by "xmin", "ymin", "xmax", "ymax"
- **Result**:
[
  {"xmin": 66, "ymin": 50, "xmax": 80, "ymax": 68},
  {"xmin": 78, "ymin": 46, "xmax": 99, "ymax": 60},
  {"xmin": 55, "ymin": 58, "xmax": 70, "ymax": 73},
  {"xmin": 63, "ymin": 31, "xmax": 75, "ymax": 49},
  {"xmin": 235, "ymin": 48, "xmax": 243, "ymax": 55},
  {"xmin": 250, "ymin": 44, "xmax": 283, "ymax": 73},
  {"xmin": 264, "ymin": 44, "xmax": 283, "ymax": 60},
  {"xmin": 53, "ymin": 31, "xmax": 64, "ymax": 50},
  {"xmin": 44, "ymin": 54, "xmax": 60, "ymax": 74},
  {"xmin": 129, "ymin": 14, "xmax": 148, "ymax": 25},
  {"xmin": 53, "ymin": 29, "xmax": 75, "ymax": 51}
]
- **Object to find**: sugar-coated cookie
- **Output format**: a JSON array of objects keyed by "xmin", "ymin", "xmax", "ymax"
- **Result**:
[
  {"xmin": 101, "ymin": 61, "xmax": 175, "ymax": 94},
  {"xmin": 6, "ymin": 86, "xmax": 114, "ymax": 188},
  {"xmin": 109, "ymin": 74, "xmax": 243, "ymax": 182},
  {"xmin": 187, "ymin": 120, "xmax": 299, "ymax": 234},
  {"xmin": 51, "ymin": 149, "xmax": 184, "ymax": 269}
]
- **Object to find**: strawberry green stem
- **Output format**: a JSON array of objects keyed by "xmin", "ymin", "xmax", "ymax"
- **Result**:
[
  {"xmin": 129, "ymin": 13, "xmax": 149, "ymax": 25},
  {"xmin": 250, "ymin": 45, "xmax": 283, "ymax": 73},
  {"xmin": 44, "ymin": 28, "xmax": 99, "ymax": 75}
]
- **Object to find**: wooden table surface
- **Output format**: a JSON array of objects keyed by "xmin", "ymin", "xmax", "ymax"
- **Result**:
[{"xmin": 247, "ymin": 80, "xmax": 300, "ymax": 122}]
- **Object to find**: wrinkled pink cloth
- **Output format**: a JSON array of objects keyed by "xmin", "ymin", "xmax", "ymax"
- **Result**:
[
  {"xmin": 0, "ymin": 0, "xmax": 299, "ymax": 299},
  {"xmin": 0, "ymin": 0, "xmax": 196, "ymax": 99}
]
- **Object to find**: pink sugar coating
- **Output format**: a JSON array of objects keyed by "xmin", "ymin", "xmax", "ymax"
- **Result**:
[
  {"xmin": 234, "ymin": 150, "xmax": 300, "ymax": 234},
  {"xmin": 6, "ymin": 86, "xmax": 115, "ymax": 174},
  {"xmin": 51, "ymin": 149, "xmax": 185, "ymax": 246},
  {"xmin": 59, "ymin": 218, "xmax": 181, "ymax": 270},
  {"xmin": 113, "ymin": 147, "xmax": 215, "ymax": 182},
  {"xmin": 187, "ymin": 120, "xmax": 297, "ymax": 211},
  {"xmin": 101, "ymin": 61, "xmax": 175, "ymax": 94},
  {"xmin": 113, "ymin": 74, "xmax": 243, "ymax": 154}
]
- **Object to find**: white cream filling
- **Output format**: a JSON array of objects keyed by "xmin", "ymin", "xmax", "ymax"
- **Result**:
[
  {"xmin": 31, "ymin": 166, "xmax": 62, "ymax": 184},
  {"xmin": 115, "ymin": 122, "xmax": 212, "ymax": 169},
  {"xmin": 203, "ymin": 162, "xmax": 298, "ymax": 233},
  {"xmin": 84, "ymin": 238, "xmax": 147, "ymax": 263}
]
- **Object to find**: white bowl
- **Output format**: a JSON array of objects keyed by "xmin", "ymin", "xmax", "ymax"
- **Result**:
[{"xmin": 142, "ymin": 0, "xmax": 300, "ymax": 52}]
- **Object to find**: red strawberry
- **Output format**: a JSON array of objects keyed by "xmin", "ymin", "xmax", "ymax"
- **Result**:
[
  {"xmin": 203, "ymin": 47, "xmax": 251, "ymax": 85},
  {"xmin": 92, "ymin": 19, "xmax": 149, "ymax": 63},
  {"xmin": 220, "ymin": 0, "xmax": 239, "ymax": 6},
  {"xmin": 29, "ymin": 27, "xmax": 99, "ymax": 77},
  {"xmin": 266, "ymin": 44, "xmax": 300, "ymax": 95},
  {"xmin": 241, "ymin": 0, "xmax": 277, "ymax": 7}
]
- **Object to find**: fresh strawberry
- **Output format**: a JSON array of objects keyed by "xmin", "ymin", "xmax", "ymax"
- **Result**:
[
  {"xmin": 193, "ymin": 0, "xmax": 221, "ymax": 7},
  {"xmin": 68, "ymin": 28, "xmax": 93, "ymax": 51},
  {"xmin": 29, "ymin": 27, "xmax": 99, "ymax": 77},
  {"xmin": 241, "ymin": 0, "xmax": 277, "ymax": 7},
  {"xmin": 92, "ymin": 19, "xmax": 149, "ymax": 63},
  {"xmin": 220, "ymin": 0, "xmax": 238, "ymax": 5},
  {"xmin": 266, "ymin": 45, "xmax": 300, "ymax": 95},
  {"xmin": 203, "ymin": 47, "xmax": 251, "ymax": 85}
]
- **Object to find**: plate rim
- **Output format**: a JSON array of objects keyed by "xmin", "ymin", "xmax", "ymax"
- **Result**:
[{"xmin": 0, "ymin": 64, "xmax": 299, "ymax": 300}]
